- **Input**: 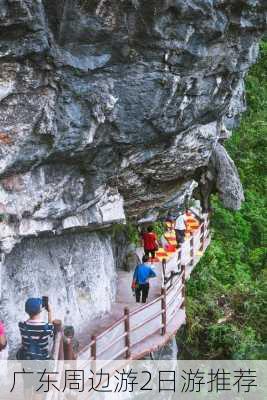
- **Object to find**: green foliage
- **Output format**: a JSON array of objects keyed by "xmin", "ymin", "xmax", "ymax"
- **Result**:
[
  {"xmin": 177, "ymin": 41, "xmax": 267, "ymax": 359},
  {"xmin": 110, "ymin": 222, "xmax": 140, "ymax": 246},
  {"xmin": 126, "ymin": 222, "xmax": 140, "ymax": 246},
  {"xmin": 0, "ymin": 213, "xmax": 8, "ymax": 222},
  {"xmin": 152, "ymin": 221, "xmax": 165, "ymax": 239}
]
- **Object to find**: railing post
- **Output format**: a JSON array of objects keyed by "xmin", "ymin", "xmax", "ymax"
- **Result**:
[
  {"xmin": 91, "ymin": 335, "xmax": 97, "ymax": 360},
  {"xmin": 170, "ymin": 271, "xmax": 174, "ymax": 287},
  {"xmin": 53, "ymin": 319, "xmax": 64, "ymax": 360},
  {"xmin": 190, "ymin": 232, "xmax": 194, "ymax": 266},
  {"xmin": 181, "ymin": 265, "xmax": 186, "ymax": 308},
  {"xmin": 63, "ymin": 326, "xmax": 76, "ymax": 361},
  {"xmin": 90, "ymin": 335, "xmax": 97, "ymax": 391},
  {"xmin": 53, "ymin": 319, "xmax": 62, "ymax": 334},
  {"xmin": 64, "ymin": 337, "xmax": 75, "ymax": 361},
  {"xmin": 161, "ymin": 288, "xmax": 167, "ymax": 335},
  {"xmin": 162, "ymin": 258, "xmax": 166, "ymax": 285},
  {"xmin": 207, "ymin": 212, "xmax": 211, "ymax": 238},
  {"xmin": 200, "ymin": 222, "xmax": 205, "ymax": 252},
  {"xmin": 177, "ymin": 248, "xmax": 181, "ymax": 272},
  {"xmin": 124, "ymin": 307, "xmax": 131, "ymax": 359}
]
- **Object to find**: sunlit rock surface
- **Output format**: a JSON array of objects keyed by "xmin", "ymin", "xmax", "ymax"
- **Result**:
[{"xmin": 0, "ymin": 0, "xmax": 266, "ymax": 353}]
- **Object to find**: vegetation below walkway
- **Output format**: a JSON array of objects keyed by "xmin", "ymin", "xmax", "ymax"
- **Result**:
[{"xmin": 177, "ymin": 41, "xmax": 267, "ymax": 359}]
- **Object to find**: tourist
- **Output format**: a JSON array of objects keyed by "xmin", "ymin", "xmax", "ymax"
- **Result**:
[
  {"xmin": 142, "ymin": 225, "xmax": 159, "ymax": 260},
  {"xmin": 174, "ymin": 210, "xmax": 187, "ymax": 247},
  {"xmin": 0, "ymin": 320, "xmax": 7, "ymax": 359},
  {"xmin": 165, "ymin": 212, "xmax": 176, "ymax": 231},
  {"xmin": 16, "ymin": 298, "xmax": 55, "ymax": 400},
  {"xmin": 132, "ymin": 255, "xmax": 156, "ymax": 303},
  {"xmin": 17, "ymin": 297, "xmax": 54, "ymax": 360}
]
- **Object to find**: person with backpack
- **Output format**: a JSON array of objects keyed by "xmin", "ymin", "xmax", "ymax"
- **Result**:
[
  {"xmin": 132, "ymin": 255, "xmax": 156, "ymax": 303},
  {"xmin": 142, "ymin": 226, "xmax": 159, "ymax": 260},
  {"xmin": 17, "ymin": 298, "xmax": 54, "ymax": 360}
]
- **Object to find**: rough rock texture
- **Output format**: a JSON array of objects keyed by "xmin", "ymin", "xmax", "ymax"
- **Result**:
[
  {"xmin": 1, "ymin": 0, "xmax": 267, "ymax": 246},
  {"xmin": 198, "ymin": 141, "xmax": 245, "ymax": 211},
  {"xmin": 211, "ymin": 142, "xmax": 245, "ymax": 209},
  {"xmin": 0, "ymin": 1, "xmax": 266, "ymax": 351},
  {"xmin": 1, "ymin": 230, "xmax": 117, "ymax": 350}
]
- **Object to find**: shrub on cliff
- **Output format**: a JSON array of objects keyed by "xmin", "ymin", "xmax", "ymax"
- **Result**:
[{"xmin": 177, "ymin": 41, "xmax": 267, "ymax": 360}]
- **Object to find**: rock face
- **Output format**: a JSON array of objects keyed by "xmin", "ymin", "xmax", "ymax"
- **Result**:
[
  {"xmin": 1, "ymin": 231, "xmax": 117, "ymax": 350},
  {"xmin": 0, "ymin": 1, "xmax": 266, "ymax": 352},
  {"xmin": 211, "ymin": 142, "xmax": 245, "ymax": 210}
]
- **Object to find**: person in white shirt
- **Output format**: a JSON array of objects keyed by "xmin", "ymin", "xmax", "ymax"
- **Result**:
[{"xmin": 174, "ymin": 211, "xmax": 187, "ymax": 247}]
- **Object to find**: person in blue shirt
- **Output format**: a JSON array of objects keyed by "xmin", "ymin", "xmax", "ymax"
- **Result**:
[{"xmin": 133, "ymin": 255, "xmax": 157, "ymax": 303}]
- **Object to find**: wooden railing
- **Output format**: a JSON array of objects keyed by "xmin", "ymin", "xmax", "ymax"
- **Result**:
[
  {"xmin": 51, "ymin": 320, "xmax": 64, "ymax": 361},
  {"xmin": 78, "ymin": 213, "xmax": 211, "ymax": 361},
  {"xmin": 44, "ymin": 321, "xmax": 64, "ymax": 400},
  {"xmin": 42, "ymin": 213, "xmax": 210, "ymax": 400},
  {"xmin": 49, "ymin": 214, "xmax": 210, "ymax": 363},
  {"xmin": 163, "ymin": 213, "xmax": 210, "ymax": 283},
  {"xmin": 79, "ymin": 268, "xmax": 185, "ymax": 361}
]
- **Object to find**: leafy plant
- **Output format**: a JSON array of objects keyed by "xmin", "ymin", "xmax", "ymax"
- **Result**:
[
  {"xmin": 177, "ymin": 41, "xmax": 267, "ymax": 360},
  {"xmin": 126, "ymin": 222, "xmax": 140, "ymax": 246},
  {"xmin": 0, "ymin": 213, "xmax": 8, "ymax": 222},
  {"xmin": 152, "ymin": 221, "xmax": 166, "ymax": 240}
]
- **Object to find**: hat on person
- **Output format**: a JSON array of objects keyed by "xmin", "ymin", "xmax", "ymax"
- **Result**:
[{"xmin": 25, "ymin": 298, "xmax": 42, "ymax": 315}]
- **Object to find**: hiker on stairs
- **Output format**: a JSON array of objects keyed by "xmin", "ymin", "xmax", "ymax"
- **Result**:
[
  {"xmin": 132, "ymin": 255, "xmax": 156, "ymax": 303},
  {"xmin": 174, "ymin": 210, "xmax": 187, "ymax": 248},
  {"xmin": 142, "ymin": 225, "xmax": 159, "ymax": 261}
]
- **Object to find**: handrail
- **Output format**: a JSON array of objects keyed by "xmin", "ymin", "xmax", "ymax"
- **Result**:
[
  {"xmin": 131, "ymin": 309, "xmax": 165, "ymax": 333},
  {"xmin": 96, "ymin": 315, "xmax": 127, "ymax": 340},
  {"xmin": 167, "ymin": 298, "xmax": 184, "ymax": 324},
  {"xmin": 45, "ymin": 321, "xmax": 64, "ymax": 400},
  {"xmin": 167, "ymin": 283, "xmax": 183, "ymax": 308},
  {"xmin": 166, "ymin": 272, "xmax": 183, "ymax": 294},
  {"xmin": 52, "ymin": 320, "xmax": 64, "ymax": 361},
  {"xmin": 130, "ymin": 294, "xmax": 164, "ymax": 316},
  {"xmin": 106, "ymin": 346, "xmax": 129, "ymax": 361},
  {"xmin": 78, "ymin": 213, "xmax": 210, "ymax": 360},
  {"xmin": 96, "ymin": 332, "xmax": 128, "ymax": 358},
  {"xmin": 52, "ymin": 332, "xmax": 63, "ymax": 361},
  {"xmin": 132, "ymin": 324, "xmax": 164, "ymax": 349}
]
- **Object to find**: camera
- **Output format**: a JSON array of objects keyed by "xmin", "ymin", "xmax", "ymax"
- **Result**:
[{"xmin": 42, "ymin": 296, "xmax": 49, "ymax": 311}]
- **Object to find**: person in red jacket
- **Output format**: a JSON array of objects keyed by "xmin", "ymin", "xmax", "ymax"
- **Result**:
[{"xmin": 142, "ymin": 226, "xmax": 159, "ymax": 259}]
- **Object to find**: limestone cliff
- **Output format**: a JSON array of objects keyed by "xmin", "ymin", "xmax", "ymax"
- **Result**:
[{"xmin": 0, "ymin": 0, "xmax": 266, "ymax": 351}]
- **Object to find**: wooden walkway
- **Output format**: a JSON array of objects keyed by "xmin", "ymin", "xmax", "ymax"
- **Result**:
[
  {"xmin": 0, "ymin": 213, "xmax": 211, "ymax": 400},
  {"xmin": 76, "ymin": 211, "xmax": 211, "ymax": 360}
]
